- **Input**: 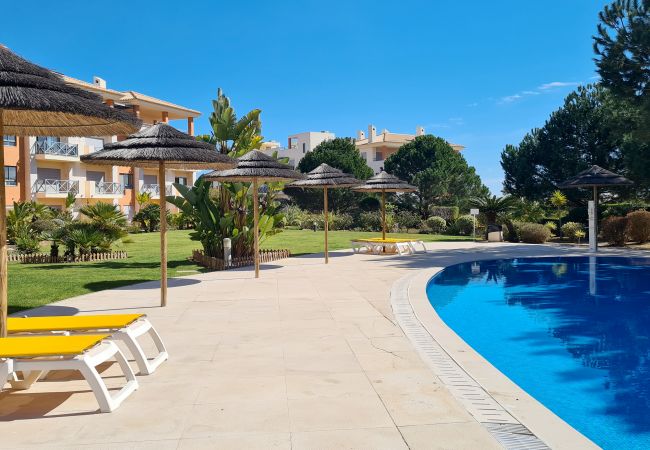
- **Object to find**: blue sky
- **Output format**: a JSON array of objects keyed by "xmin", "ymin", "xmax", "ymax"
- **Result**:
[{"xmin": 2, "ymin": 0, "xmax": 609, "ymax": 193}]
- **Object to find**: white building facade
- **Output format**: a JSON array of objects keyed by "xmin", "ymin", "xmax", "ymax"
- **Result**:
[{"xmin": 259, "ymin": 131, "xmax": 335, "ymax": 168}]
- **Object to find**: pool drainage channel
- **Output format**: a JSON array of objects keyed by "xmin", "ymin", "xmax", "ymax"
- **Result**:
[{"xmin": 390, "ymin": 272, "xmax": 550, "ymax": 450}]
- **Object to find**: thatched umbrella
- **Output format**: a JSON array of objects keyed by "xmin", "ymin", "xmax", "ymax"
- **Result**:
[
  {"xmin": 353, "ymin": 171, "xmax": 417, "ymax": 240},
  {"xmin": 287, "ymin": 164, "xmax": 360, "ymax": 263},
  {"xmin": 82, "ymin": 123, "xmax": 235, "ymax": 306},
  {"xmin": 0, "ymin": 45, "xmax": 141, "ymax": 337},
  {"xmin": 204, "ymin": 150, "xmax": 303, "ymax": 278},
  {"xmin": 558, "ymin": 165, "xmax": 633, "ymax": 251}
]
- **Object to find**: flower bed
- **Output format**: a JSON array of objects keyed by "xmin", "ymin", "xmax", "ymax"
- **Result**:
[
  {"xmin": 192, "ymin": 249, "xmax": 291, "ymax": 271},
  {"xmin": 8, "ymin": 251, "xmax": 128, "ymax": 264}
]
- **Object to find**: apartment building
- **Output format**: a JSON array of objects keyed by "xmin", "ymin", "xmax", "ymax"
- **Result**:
[
  {"xmin": 356, "ymin": 124, "xmax": 465, "ymax": 174},
  {"xmin": 3, "ymin": 75, "xmax": 201, "ymax": 219},
  {"xmin": 259, "ymin": 131, "xmax": 335, "ymax": 167}
]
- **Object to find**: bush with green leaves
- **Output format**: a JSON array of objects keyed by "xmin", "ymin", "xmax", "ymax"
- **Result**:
[
  {"xmin": 395, "ymin": 210, "xmax": 422, "ymax": 231},
  {"xmin": 544, "ymin": 221, "xmax": 557, "ymax": 233},
  {"xmin": 424, "ymin": 216, "xmax": 447, "ymax": 234},
  {"xmin": 330, "ymin": 212, "xmax": 354, "ymax": 231},
  {"xmin": 602, "ymin": 202, "xmax": 650, "ymax": 218},
  {"xmin": 519, "ymin": 223, "xmax": 552, "ymax": 244},
  {"xmin": 601, "ymin": 216, "xmax": 628, "ymax": 246},
  {"xmin": 15, "ymin": 231, "xmax": 40, "ymax": 254},
  {"xmin": 560, "ymin": 222, "xmax": 585, "ymax": 241},
  {"xmin": 455, "ymin": 215, "xmax": 476, "ymax": 236},
  {"xmin": 428, "ymin": 206, "xmax": 459, "ymax": 223},
  {"xmin": 357, "ymin": 211, "xmax": 383, "ymax": 231},
  {"xmin": 626, "ymin": 210, "xmax": 650, "ymax": 243}
]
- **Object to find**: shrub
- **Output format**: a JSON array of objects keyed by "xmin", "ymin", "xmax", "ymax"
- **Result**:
[
  {"xmin": 15, "ymin": 232, "xmax": 40, "ymax": 254},
  {"xmin": 330, "ymin": 212, "xmax": 354, "ymax": 231},
  {"xmin": 544, "ymin": 221, "xmax": 557, "ymax": 233},
  {"xmin": 503, "ymin": 219, "xmax": 520, "ymax": 242},
  {"xmin": 603, "ymin": 202, "xmax": 650, "ymax": 218},
  {"xmin": 428, "ymin": 206, "xmax": 459, "ymax": 223},
  {"xmin": 455, "ymin": 215, "xmax": 476, "ymax": 236},
  {"xmin": 626, "ymin": 210, "xmax": 650, "ymax": 243},
  {"xmin": 357, "ymin": 211, "xmax": 383, "ymax": 231},
  {"xmin": 282, "ymin": 205, "xmax": 307, "ymax": 227},
  {"xmin": 519, "ymin": 223, "xmax": 551, "ymax": 244},
  {"xmin": 601, "ymin": 216, "xmax": 628, "ymax": 246},
  {"xmin": 560, "ymin": 222, "xmax": 585, "ymax": 241},
  {"xmin": 395, "ymin": 210, "xmax": 422, "ymax": 231},
  {"xmin": 424, "ymin": 216, "xmax": 447, "ymax": 234}
]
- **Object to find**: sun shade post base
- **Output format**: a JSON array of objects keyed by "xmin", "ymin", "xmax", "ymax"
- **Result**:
[
  {"xmin": 253, "ymin": 178, "xmax": 260, "ymax": 278},
  {"xmin": 324, "ymin": 187, "xmax": 329, "ymax": 264}
]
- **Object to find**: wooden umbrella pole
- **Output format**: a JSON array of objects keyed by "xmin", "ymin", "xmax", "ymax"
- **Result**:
[
  {"xmin": 253, "ymin": 178, "xmax": 260, "ymax": 278},
  {"xmin": 0, "ymin": 111, "xmax": 7, "ymax": 337},
  {"xmin": 381, "ymin": 190, "xmax": 386, "ymax": 241},
  {"xmin": 324, "ymin": 187, "xmax": 329, "ymax": 264},
  {"xmin": 159, "ymin": 161, "xmax": 167, "ymax": 307}
]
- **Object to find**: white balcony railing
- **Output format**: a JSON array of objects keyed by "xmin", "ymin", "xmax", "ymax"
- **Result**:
[
  {"xmin": 33, "ymin": 179, "xmax": 79, "ymax": 195},
  {"xmin": 31, "ymin": 141, "xmax": 79, "ymax": 157},
  {"xmin": 95, "ymin": 182, "xmax": 124, "ymax": 195},
  {"xmin": 141, "ymin": 184, "xmax": 173, "ymax": 197}
]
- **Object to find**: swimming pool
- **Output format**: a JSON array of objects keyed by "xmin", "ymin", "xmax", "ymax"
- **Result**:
[{"xmin": 426, "ymin": 256, "xmax": 650, "ymax": 450}]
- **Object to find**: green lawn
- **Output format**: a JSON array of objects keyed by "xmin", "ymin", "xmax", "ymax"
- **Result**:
[{"xmin": 8, "ymin": 229, "xmax": 471, "ymax": 312}]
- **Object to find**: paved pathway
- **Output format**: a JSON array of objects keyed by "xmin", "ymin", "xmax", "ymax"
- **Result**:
[{"xmin": 0, "ymin": 242, "xmax": 620, "ymax": 449}]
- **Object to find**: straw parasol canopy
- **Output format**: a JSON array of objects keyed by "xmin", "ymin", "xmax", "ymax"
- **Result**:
[
  {"xmin": 288, "ymin": 164, "xmax": 360, "ymax": 263},
  {"xmin": 353, "ymin": 171, "xmax": 417, "ymax": 241},
  {"xmin": 0, "ymin": 45, "xmax": 142, "ymax": 337},
  {"xmin": 82, "ymin": 123, "xmax": 236, "ymax": 307},
  {"xmin": 204, "ymin": 150, "xmax": 304, "ymax": 278},
  {"xmin": 558, "ymin": 165, "xmax": 633, "ymax": 252}
]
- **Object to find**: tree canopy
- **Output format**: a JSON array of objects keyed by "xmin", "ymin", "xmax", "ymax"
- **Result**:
[
  {"xmin": 297, "ymin": 137, "xmax": 373, "ymax": 180},
  {"xmin": 384, "ymin": 135, "xmax": 487, "ymax": 217},
  {"xmin": 501, "ymin": 84, "xmax": 648, "ymax": 200},
  {"xmin": 286, "ymin": 137, "xmax": 373, "ymax": 212}
]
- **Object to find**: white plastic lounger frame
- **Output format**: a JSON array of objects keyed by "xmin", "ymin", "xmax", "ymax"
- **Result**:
[
  {"xmin": 1, "ymin": 341, "xmax": 138, "ymax": 413},
  {"xmin": 111, "ymin": 317, "xmax": 168, "ymax": 375},
  {"xmin": 13, "ymin": 316, "xmax": 168, "ymax": 376}
]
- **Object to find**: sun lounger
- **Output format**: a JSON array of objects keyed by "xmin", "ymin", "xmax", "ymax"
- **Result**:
[
  {"xmin": 351, "ymin": 238, "xmax": 426, "ymax": 255},
  {"xmin": 8, "ymin": 314, "xmax": 168, "ymax": 375},
  {"xmin": 0, "ymin": 334, "xmax": 138, "ymax": 412}
]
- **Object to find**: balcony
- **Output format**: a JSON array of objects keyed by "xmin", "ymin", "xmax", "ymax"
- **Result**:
[
  {"xmin": 95, "ymin": 182, "xmax": 124, "ymax": 196},
  {"xmin": 33, "ymin": 179, "xmax": 79, "ymax": 197},
  {"xmin": 32, "ymin": 141, "xmax": 79, "ymax": 160},
  {"xmin": 141, "ymin": 184, "xmax": 173, "ymax": 198}
]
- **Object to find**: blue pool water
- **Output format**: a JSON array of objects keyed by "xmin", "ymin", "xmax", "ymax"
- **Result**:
[{"xmin": 426, "ymin": 257, "xmax": 650, "ymax": 450}]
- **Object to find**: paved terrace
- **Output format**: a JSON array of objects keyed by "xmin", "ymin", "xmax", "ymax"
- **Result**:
[{"xmin": 0, "ymin": 242, "xmax": 623, "ymax": 449}]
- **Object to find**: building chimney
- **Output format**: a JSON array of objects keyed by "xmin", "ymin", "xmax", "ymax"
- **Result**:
[
  {"xmin": 357, "ymin": 130, "xmax": 366, "ymax": 140},
  {"xmin": 368, "ymin": 124, "xmax": 376, "ymax": 143},
  {"xmin": 416, "ymin": 126, "xmax": 425, "ymax": 136},
  {"xmin": 92, "ymin": 76, "xmax": 107, "ymax": 89}
]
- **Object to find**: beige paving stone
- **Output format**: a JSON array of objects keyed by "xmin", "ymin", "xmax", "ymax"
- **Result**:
[
  {"xmin": 178, "ymin": 432, "xmax": 291, "ymax": 450},
  {"xmin": 291, "ymin": 427, "xmax": 409, "ymax": 450},
  {"xmin": 183, "ymin": 400, "xmax": 290, "ymax": 435},
  {"xmin": 285, "ymin": 372, "xmax": 375, "ymax": 400},
  {"xmin": 288, "ymin": 393, "xmax": 394, "ymax": 432},
  {"xmin": 400, "ymin": 422, "xmax": 503, "ymax": 450}
]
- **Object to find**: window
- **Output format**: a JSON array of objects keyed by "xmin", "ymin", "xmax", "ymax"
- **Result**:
[
  {"xmin": 36, "ymin": 136, "xmax": 60, "ymax": 145},
  {"xmin": 302, "ymin": 143, "xmax": 306, "ymax": 154},
  {"xmin": 174, "ymin": 176, "xmax": 188, "ymax": 185},
  {"xmin": 3, "ymin": 136, "xmax": 16, "ymax": 146},
  {"xmin": 4, "ymin": 166, "xmax": 17, "ymax": 186},
  {"xmin": 361, "ymin": 152, "xmax": 367, "ymax": 161},
  {"xmin": 375, "ymin": 151, "xmax": 383, "ymax": 161},
  {"xmin": 120, "ymin": 173, "xmax": 133, "ymax": 189}
]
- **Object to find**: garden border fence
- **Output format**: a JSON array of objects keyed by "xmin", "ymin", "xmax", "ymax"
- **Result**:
[
  {"xmin": 192, "ymin": 249, "xmax": 291, "ymax": 271},
  {"xmin": 8, "ymin": 251, "xmax": 128, "ymax": 264}
]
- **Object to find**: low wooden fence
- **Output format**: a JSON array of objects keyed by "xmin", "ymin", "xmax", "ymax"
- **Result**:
[
  {"xmin": 192, "ymin": 249, "xmax": 291, "ymax": 271},
  {"xmin": 8, "ymin": 251, "xmax": 128, "ymax": 264}
]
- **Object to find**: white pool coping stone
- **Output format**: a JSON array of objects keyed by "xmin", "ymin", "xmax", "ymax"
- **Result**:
[{"xmin": 392, "ymin": 261, "xmax": 601, "ymax": 450}]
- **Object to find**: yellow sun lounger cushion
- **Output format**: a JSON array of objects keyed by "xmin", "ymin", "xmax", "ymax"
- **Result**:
[
  {"xmin": 0, "ymin": 334, "xmax": 109, "ymax": 358},
  {"xmin": 8, "ymin": 314, "xmax": 143, "ymax": 333}
]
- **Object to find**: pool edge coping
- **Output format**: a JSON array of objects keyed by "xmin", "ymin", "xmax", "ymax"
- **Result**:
[{"xmin": 395, "ymin": 265, "xmax": 599, "ymax": 450}]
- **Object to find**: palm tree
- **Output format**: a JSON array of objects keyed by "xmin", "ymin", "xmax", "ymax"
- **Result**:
[
  {"xmin": 469, "ymin": 194, "xmax": 516, "ymax": 227},
  {"xmin": 79, "ymin": 202, "xmax": 127, "ymax": 249},
  {"xmin": 202, "ymin": 88, "xmax": 263, "ymax": 157}
]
